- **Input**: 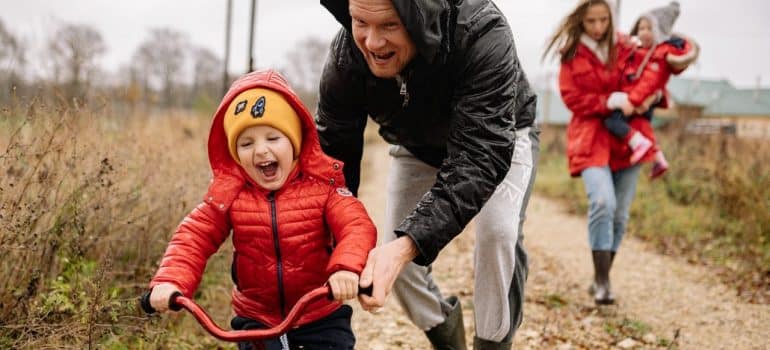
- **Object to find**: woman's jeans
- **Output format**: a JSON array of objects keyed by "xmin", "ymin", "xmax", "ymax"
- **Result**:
[{"xmin": 580, "ymin": 165, "xmax": 642, "ymax": 252}]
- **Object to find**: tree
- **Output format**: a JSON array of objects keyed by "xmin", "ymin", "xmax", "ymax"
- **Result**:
[
  {"xmin": 279, "ymin": 37, "xmax": 330, "ymax": 109},
  {"xmin": 191, "ymin": 46, "xmax": 222, "ymax": 109},
  {"xmin": 132, "ymin": 28, "xmax": 189, "ymax": 107},
  {"xmin": 0, "ymin": 18, "xmax": 26, "ymax": 102},
  {"xmin": 47, "ymin": 23, "xmax": 106, "ymax": 101}
]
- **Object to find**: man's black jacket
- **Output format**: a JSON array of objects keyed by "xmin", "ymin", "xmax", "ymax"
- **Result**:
[{"xmin": 317, "ymin": 0, "xmax": 537, "ymax": 265}]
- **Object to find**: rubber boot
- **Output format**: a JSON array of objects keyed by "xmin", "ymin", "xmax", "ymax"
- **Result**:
[
  {"xmin": 589, "ymin": 251, "xmax": 617, "ymax": 296},
  {"xmin": 474, "ymin": 336, "xmax": 512, "ymax": 349},
  {"xmin": 592, "ymin": 250, "xmax": 615, "ymax": 305},
  {"xmin": 425, "ymin": 296, "xmax": 467, "ymax": 350}
]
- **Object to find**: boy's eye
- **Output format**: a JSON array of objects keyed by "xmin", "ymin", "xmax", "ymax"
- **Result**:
[
  {"xmin": 238, "ymin": 141, "xmax": 253, "ymax": 147},
  {"xmin": 267, "ymin": 136, "xmax": 280, "ymax": 141}
]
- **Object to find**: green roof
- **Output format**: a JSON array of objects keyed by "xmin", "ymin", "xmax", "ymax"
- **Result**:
[
  {"xmin": 704, "ymin": 89, "xmax": 770, "ymax": 117},
  {"xmin": 667, "ymin": 78, "xmax": 735, "ymax": 107}
]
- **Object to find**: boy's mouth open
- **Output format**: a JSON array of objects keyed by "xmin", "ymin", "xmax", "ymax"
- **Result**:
[{"xmin": 258, "ymin": 161, "xmax": 279, "ymax": 179}]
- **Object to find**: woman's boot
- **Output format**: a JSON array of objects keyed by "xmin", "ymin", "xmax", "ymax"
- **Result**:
[{"xmin": 592, "ymin": 250, "xmax": 615, "ymax": 305}]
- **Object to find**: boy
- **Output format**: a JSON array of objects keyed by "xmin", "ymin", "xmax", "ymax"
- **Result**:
[
  {"xmin": 605, "ymin": 1, "xmax": 698, "ymax": 178},
  {"xmin": 147, "ymin": 69, "xmax": 377, "ymax": 350}
]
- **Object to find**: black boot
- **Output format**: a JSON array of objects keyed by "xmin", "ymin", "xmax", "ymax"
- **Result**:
[
  {"xmin": 610, "ymin": 251, "xmax": 616, "ymax": 269},
  {"xmin": 591, "ymin": 250, "xmax": 615, "ymax": 305},
  {"xmin": 590, "ymin": 251, "xmax": 617, "ymax": 295},
  {"xmin": 473, "ymin": 336, "xmax": 511, "ymax": 349},
  {"xmin": 425, "ymin": 296, "xmax": 467, "ymax": 350}
]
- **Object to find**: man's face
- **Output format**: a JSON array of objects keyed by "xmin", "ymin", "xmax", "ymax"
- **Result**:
[{"xmin": 349, "ymin": 0, "xmax": 417, "ymax": 78}]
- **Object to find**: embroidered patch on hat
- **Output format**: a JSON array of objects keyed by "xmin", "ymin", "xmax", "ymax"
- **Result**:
[
  {"xmin": 336, "ymin": 187, "xmax": 353, "ymax": 197},
  {"xmin": 251, "ymin": 96, "xmax": 266, "ymax": 118},
  {"xmin": 234, "ymin": 100, "xmax": 248, "ymax": 115}
]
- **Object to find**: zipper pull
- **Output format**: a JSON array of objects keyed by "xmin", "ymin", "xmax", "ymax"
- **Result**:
[{"xmin": 400, "ymin": 79, "xmax": 410, "ymax": 108}]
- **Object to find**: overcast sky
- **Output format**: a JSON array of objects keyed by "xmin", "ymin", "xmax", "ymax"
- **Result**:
[{"xmin": 2, "ymin": 0, "xmax": 768, "ymax": 88}]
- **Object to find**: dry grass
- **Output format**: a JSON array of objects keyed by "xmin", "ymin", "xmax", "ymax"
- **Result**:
[{"xmin": 0, "ymin": 99, "xmax": 213, "ymax": 348}]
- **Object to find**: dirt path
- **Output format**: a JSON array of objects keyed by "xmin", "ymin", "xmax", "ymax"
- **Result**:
[{"xmin": 352, "ymin": 136, "xmax": 769, "ymax": 350}]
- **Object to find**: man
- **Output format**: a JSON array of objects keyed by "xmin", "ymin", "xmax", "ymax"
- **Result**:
[{"xmin": 316, "ymin": 0, "xmax": 538, "ymax": 348}]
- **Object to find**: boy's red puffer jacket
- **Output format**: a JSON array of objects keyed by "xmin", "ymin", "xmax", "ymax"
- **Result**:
[{"xmin": 150, "ymin": 70, "xmax": 377, "ymax": 327}]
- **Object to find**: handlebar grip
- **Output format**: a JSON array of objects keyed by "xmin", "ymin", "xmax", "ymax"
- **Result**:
[
  {"xmin": 140, "ymin": 291, "xmax": 156, "ymax": 314},
  {"xmin": 325, "ymin": 284, "xmax": 374, "ymax": 300},
  {"xmin": 140, "ymin": 290, "xmax": 184, "ymax": 314},
  {"xmin": 169, "ymin": 291, "xmax": 183, "ymax": 312},
  {"xmin": 359, "ymin": 285, "xmax": 373, "ymax": 297}
]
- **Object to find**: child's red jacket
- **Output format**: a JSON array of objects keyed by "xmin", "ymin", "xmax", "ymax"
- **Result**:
[
  {"xmin": 150, "ymin": 70, "xmax": 377, "ymax": 327},
  {"xmin": 608, "ymin": 37, "xmax": 697, "ymax": 170}
]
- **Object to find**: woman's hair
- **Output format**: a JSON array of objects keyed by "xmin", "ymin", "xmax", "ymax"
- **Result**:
[{"xmin": 543, "ymin": 0, "xmax": 616, "ymax": 66}]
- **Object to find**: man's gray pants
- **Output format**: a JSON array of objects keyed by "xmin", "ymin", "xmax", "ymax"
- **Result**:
[{"xmin": 383, "ymin": 126, "xmax": 539, "ymax": 343}]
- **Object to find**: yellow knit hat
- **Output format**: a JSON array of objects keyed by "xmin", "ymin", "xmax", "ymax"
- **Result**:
[{"xmin": 223, "ymin": 88, "xmax": 303, "ymax": 163}]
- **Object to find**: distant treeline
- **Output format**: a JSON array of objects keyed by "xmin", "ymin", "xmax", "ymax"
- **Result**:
[{"xmin": 0, "ymin": 18, "xmax": 329, "ymax": 114}]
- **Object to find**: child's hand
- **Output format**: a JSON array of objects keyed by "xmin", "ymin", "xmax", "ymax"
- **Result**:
[
  {"xmin": 149, "ymin": 283, "xmax": 182, "ymax": 313},
  {"xmin": 328, "ymin": 270, "xmax": 359, "ymax": 301}
]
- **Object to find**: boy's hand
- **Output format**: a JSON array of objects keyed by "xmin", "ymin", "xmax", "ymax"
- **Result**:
[
  {"xmin": 328, "ymin": 270, "xmax": 359, "ymax": 301},
  {"xmin": 149, "ymin": 283, "xmax": 182, "ymax": 313}
]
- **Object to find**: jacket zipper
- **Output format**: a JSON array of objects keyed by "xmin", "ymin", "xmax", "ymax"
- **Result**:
[
  {"xmin": 396, "ymin": 73, "xmax": 410, "ymax": 108},
  {"xmin": 268, "ymin": 192, "xmax": 287, "ymax": 318}
]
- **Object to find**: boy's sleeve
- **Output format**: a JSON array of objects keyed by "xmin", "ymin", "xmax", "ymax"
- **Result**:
[
  {"xmin": 149, "ymin": 201, "xmax": 231, "ymax": 297},
  {"xmin": 323, "ymin": 187, "xmax": 377, "ymax": 275}
]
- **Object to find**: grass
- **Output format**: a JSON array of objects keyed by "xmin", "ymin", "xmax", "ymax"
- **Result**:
[
  {"xmin": 535, "ymin": 123, "xmax": 770, "ymax": 304},
  {"xmin": 0, "ymin": 98, "xmax": 225, "ymax": 348}
]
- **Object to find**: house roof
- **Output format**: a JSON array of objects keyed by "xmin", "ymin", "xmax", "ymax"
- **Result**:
[
  {"xmin": 667, "ymin": 78, "xmax": 735, "ymax": 107},
  {"xmin": 704, "ymin": 89, "xmax": 770, "ymax": 117}
]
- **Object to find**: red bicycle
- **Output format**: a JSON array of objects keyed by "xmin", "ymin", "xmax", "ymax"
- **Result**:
[{"xmin": 140, "ymin": 285, "xmax": 371, "ymax": 343}]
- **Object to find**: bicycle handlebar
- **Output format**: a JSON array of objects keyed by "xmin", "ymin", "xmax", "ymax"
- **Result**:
[{"xmin": 140, "ymin": 285, "xmax": 373, "ymax": 342}]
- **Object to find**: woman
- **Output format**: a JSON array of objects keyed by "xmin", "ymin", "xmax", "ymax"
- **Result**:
[{"xmin": 544, "ymin": 0, "xmax": 647, "ymax": 305}]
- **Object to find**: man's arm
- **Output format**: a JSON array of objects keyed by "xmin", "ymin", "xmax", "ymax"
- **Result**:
[
  {"xmin": 395, "ymin": 18, "xmax": 535, "ymax": 266},
  {"xmin": 316, "ymin": 30, "xmax": 368, "ymax": 195}
]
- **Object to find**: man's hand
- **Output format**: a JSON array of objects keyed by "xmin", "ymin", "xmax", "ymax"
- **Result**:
[
  {"xmin": 357, "ymin": 236, "xmax": 419, "ymax": 312},
  {"xmin": 328, "ymin": 270, "xmax": 359, "ymax": 301},
  {"xmin": 149, "ymin": 283, "xmax": 182, "ymax": 313}
]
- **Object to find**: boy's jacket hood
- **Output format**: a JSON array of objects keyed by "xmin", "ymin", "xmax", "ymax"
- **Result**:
[
  {"xmin": 321, "ymin": 0, "xmax": 451, "ymax": 64},
  {"xmin": 207, "ymin": 70, "xmax": 345, "ymax": 204}
]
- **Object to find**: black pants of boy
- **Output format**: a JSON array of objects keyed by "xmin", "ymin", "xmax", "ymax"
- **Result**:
[
  {"xmin": 603, "ymin": 107, "xmax": 655, "ymax": 140},
  {"xmin": 231, "ymin": 304, "xmax": 355, "ymax": 350}
]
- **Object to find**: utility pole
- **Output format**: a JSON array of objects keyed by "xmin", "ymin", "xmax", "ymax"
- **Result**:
[
  {"xmin": 222, "ymin": 0, "xmax": 232, "ymax": 96},
  {"xmin": 248, "ymin": 0, "xmax": 258, "ymax": 72}
]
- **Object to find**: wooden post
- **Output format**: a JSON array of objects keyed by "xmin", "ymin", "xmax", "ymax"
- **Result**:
[
  {"xmin": 248, "ymin": 0, "xmax": 258, "ymax": 72},
  {"xmin": 222, "ymin": 0, "xmax": 232, "ymax": 96}
]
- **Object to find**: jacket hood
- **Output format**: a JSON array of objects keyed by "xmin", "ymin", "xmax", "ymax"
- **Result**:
[
  {"xmin": 631, "ymin": 1, "xmax": 680, "ymax": 44},
  {"xmin": 321, "ymin": 0, "xmax": 452, "ymax": 64},
  {"xmin": 208, "ymin": 70, "xmax": 345, "ymax": 191}
]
